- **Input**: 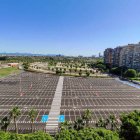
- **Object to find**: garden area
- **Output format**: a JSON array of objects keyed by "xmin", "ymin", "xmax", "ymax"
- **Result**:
[
  {"xmin": 29, "ymin": 60, "xmax": 109, "ymax": 78},
  {"xmin": 0, "ymin": 67, "xmax": 20, "ymax": 78}
]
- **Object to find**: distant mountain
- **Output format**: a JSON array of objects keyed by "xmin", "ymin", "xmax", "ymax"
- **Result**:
[{"xmin": 0, "ymin": 52, "xmax": 64, "ymax": 57}]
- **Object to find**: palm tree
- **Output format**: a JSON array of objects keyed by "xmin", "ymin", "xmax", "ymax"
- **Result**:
[
  {"xmin": 105, "ymin": 115, "xmax": 118, "ymax": 131},
  {"xmin": 109, "ymin": 115, "xmax": 118, "ymax": 131},
  {"xmin": 74, "ymin": 118, "xmax": 85, "ymax": 130},
  {"xmin": 96, "ymin": 118, "xmax": 106, "ymax": 128},
  {"xmin": 60, "ymin": 121, "xmax": 71, "ymax": 131},
  {"xmin": 0, "ymin": 116, "xmax": 11, "ymax": 132},
  {"xmin": 10, "ymin": 106, "xmax": 21, "ymax": 133},
  {"xmin": 82, "ymin": 109, "xmax": 92, "ymax": 127},
  {"xmin": 28, "ymin": 109, "xmax": 37, "ymax": 133}
]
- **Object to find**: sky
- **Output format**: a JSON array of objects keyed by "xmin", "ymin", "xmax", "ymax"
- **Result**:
[{"xmin": 0, "ymin": 0, "xmax": 140, "ymax": 56}]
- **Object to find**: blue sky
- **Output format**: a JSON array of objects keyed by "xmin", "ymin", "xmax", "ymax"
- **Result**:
[{"xmin": 0, "ymin": 0, "xmax": 140, "ymax": 56}]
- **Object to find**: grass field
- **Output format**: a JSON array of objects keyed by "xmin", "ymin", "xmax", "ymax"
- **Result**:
[{"xmin": 0, "ymin": 67, "xmax": 20, "ymax": 78}]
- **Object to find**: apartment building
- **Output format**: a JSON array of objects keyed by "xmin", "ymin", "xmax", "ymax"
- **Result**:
[
  {"xmin": 104, "ymin": 42, "xmax": 140, "ymax": 71},
  {"xmin": 119, "ymin": 44, "xmax": 135, "ymax": 68},
  {"xmin": 113, "ymin": 47, "xmax": 123, "ymax": 67},
  {"xmin": 133, "ymin": 44, "xmax": 140, "ymax": 71},
  {"xmin": 104, "ymin": 48, "xmax": 114, "ymax": 67}
]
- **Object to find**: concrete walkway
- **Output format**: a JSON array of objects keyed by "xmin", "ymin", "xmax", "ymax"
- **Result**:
[
  {"xmin": 46, "ymin": 76, "xmax": 64, "ymax": 132},
  {"xmin": 115, "ymin": 78, "xmax": 140, "ymax": 89}
]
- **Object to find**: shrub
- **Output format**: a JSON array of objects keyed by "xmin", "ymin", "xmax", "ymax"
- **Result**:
[
  {"xmin": 86, "ymin": 72, "xmax": 90, "ymax": 77},
  {"xmin": 120, "ymin": 110, "xmax": 140, "ymax": 140},
  {"xmin": 0, "ymin": 131, "xmax": 53, "ymax": 140},
  {"xmin": 55, "ymin": 128, "xmax": 119, "ymax": 140},
  {"xmin": 0, "ymin": 131, "xmax": 10, "ymax": 140},
  {"xmin": 124, "ymin": 69, "xmax": 137, "ymax": 78}
]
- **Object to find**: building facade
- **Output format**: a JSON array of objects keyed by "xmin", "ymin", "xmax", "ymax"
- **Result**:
[
  {"xmin": 132, "ymin": 43, "xmax": 140, "ymax": 71},
  {"xmin": 113, "ymin": 47, "xmax": 123, "ymax": 67},
  {"xmin": 104, "ymin": 48, "xmax": 114, "ymax": 67},
  {"xmin": 104, "ymin": 42, "xmax": 140, "ymax": 71}
]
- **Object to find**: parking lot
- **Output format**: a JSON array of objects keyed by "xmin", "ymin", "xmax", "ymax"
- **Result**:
[
  {"xmin": 0, "ymin": 72, "xmax": 140, "ymax": 132},
  {"xmin": 61, "ymin": 77, "xmax": 140, "ymax": 123},
  {"xmin": 0, "ymin": 72, "xmax": 59, "ymax": 132}
]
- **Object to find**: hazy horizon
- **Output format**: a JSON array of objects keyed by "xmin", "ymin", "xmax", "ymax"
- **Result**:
[{"xmin": 0, "ymin": 0, "xmax": 140, "ymax": 56}]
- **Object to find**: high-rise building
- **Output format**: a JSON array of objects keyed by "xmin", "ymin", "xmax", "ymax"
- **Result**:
[
  {"xmin": 104, "ymin": 48, "xmax": 114, "ymax": 67},
  {"xmin": 119, "ymin": 44, "xmax": 135, "ymax": 68},
  {"xmin": 104, "ymin": 42, "xmax": 140, "ymax": 71},
  {"xmin": 113, "ymin": 47, "xmax": 123, "ymax": 67},
  {"xmin": 133, "ymin": 45, "xmax": 140, "ymax": 71}
]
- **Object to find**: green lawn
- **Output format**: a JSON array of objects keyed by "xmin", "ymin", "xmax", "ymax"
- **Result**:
[
  {"xmin": 130, "ymin": 77, "xmax": 140, "ymax": 81},
  {"xmin": 0, "ymin": 67, "xmax": 20, "ymax": 78}
]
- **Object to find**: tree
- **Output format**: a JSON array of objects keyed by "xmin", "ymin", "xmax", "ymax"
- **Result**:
[
  {"xmin": 0, "ymin": 131, "xmax": 10, "ymax": 140},
  {"xmin": 55, "ymin": 129, "xmax": 77, "ymax": 140},
  {"xmin": 105, "ymin": 115, "xmax": 118, "ymax": 131},
  {"xmin": 56, "ymin": 69, "xmax": 59, "ymax": 75},
  {"xmin": 86, "ymin": 71, "xmax": 90, "ymax": 77},
  {"xmin": 55, "ymin": 128, "xmax": 119, "ymax": 140},
  {"xmin": 23, "ymin": 62, "xmax": 29, "ymax": 70},
  {"xmin": 137, "ymin": 72, "xmax": 140, "ymax": 77},
  {"xmin": 0, "ymin": 116, "xmax": 10, "ymax": 132},
  {"xmin": 59, "ymin": 121, "xmax": 72, "ymax": 131},
  {"xmin": 108, "ymin": 115, "xmax": 118, "ymax": 131},
  {"xmin": 96, "ymin": 64, "xmax": 106, "ymax": 71},
  {"xmin": 79, "ymin": 69, "xmax": 82, "ymax": 76},
  {"xmin": 51, "ymin": 68, "xmax": 54, "ymax": 71},
  {"xmin": 74, "ymin": 118, "xmax": 85, "ymax": 131},
  {"xmin": 74, "ymin": 68, "xmax": 77, "ymax": 73},
  {"xmin": 82, "ymin": 109, "xmax": 92, "ymax": 127},
  {"xmin": 69, "ymin": 69, "xmax": 72, "ymax": 75},
  {"xmin": 28, "ymin": 109, "xmax": 37, "ymax": 133},
  {"xmin": 96, "ymin": 118, "xmax": 106, "ymax": 128},
  {"xmin": 56, "ymin": 70, "xmax": 62, "ymax": 75},
  {"xmin": 124, "ymin": 69, "xmax": 137, "ymax": 78},
  {"xmin": 70, "ymin": 64, "xmax": 73, "ymax": 68},
  {"xmin": 63, "ymin": 70, "xmax": 66, "ymax": 74},
  {"xmin": 110, "ymin": 67, "xmax": 121, "ymax": 75},
  {"xmin": 8, "ymin": 131, "xmax": 53, "ymax": 140},
  {"xmin": 26, "ymin": 131, "xmax": 53, "ymax": 140},
  {"xmin": 79, "ymin": 72, "xmax": 82, "ymax": 76},
  {"xmin": 110, "ymin": 66, "xmax": 127, "ymax": 76},
  {"xmin": 0, "ymin": 56, "xmax": 7, "ymax": 61},
  {"xmin": 10, "ymin": 106, "xmax": 21, "ymax": 133},
  {"xmin": 120, "ymin": 110, "xmax": 140, "ymax": 140}
]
